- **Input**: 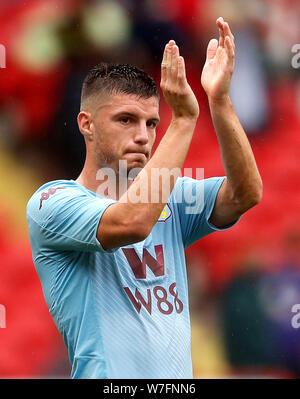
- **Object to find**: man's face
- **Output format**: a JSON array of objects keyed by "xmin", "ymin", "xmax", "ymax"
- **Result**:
[{"xmin": 91, "ymin": 92, "xmax": 160, "ymax": 174}]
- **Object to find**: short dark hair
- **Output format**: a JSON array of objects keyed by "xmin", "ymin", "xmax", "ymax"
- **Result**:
[{"xmin": 81, "ymin": 62, "xmax": 159, "ymax": 108}]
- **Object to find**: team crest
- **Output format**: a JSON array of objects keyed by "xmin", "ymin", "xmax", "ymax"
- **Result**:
[{"xmin": 158, "ymin": 204, "xmax": 172, "ymax": 222}]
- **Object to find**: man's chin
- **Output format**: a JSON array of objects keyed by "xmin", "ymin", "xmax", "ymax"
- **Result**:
[
  {"xmin": 121, "ymin": 155, "xmax": 148, "ymax": 169},
  {"xmin": 116, "ymin": 164, "xmax": 147, "ymax": 183},
  {"xmin": 127, "ymin": 160, "xmax": 148, "ymax": 178}
]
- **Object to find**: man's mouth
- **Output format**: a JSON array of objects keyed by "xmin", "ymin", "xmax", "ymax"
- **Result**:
[{"xmin": 126, "ymin": 150, "xmax": 148, "ymax": 157}]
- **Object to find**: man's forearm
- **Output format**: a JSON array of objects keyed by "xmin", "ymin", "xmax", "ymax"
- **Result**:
[
  {"xmin": 119, "ymin": 117, "xmax": 196, "ymax": 230},
  {"xmin": 208, "ymin": 95, "xmax": 263, "ymax": 208}
]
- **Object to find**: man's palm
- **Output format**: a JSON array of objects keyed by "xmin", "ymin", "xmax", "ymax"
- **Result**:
[{"xmin": 201, "ymin": 18, "xmax": 235, "ymax": 101}]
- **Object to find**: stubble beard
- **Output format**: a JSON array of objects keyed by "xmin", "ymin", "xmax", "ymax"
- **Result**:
[{"xmin": 94, "ymin": 144, "xmax": 147, "ymax": 181}]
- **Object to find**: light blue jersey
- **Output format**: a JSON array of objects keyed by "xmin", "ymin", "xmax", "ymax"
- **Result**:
[{"xmin": 26, "ymin": 176, "xmax": 238, "ymax": 379}]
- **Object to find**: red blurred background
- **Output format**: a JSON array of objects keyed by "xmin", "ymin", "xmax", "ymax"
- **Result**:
[{"xmin": 0, "ymin": 0, "xmax": 300, "ymax": 378}]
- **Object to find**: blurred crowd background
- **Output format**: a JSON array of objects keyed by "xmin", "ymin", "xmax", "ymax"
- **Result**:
[{"xmin": 0, "ymin": 0, "xmax": 300, "ymax": 378}]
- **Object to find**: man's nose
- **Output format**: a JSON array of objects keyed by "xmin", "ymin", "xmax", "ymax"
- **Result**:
[{"xmin": 133, "ymin": 122, "xmax": 149, "ymax": 145}]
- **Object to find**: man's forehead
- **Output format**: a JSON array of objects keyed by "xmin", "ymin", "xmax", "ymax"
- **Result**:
[{"xmin": 97, "ymin": 92, "xmax": 160, "ymax": 117}]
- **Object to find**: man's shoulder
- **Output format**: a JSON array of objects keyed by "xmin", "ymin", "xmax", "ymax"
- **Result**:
[
  {"xmin": 29, "ymin": 179, "xmax": 98, "ymax": 201},
  {"xmin": 26, "ymin": 179, "xmax": 90, "ymax": 221},
  {"xmin": 29, "ymin": 179, "xmax": 82, "ymax": 197}
]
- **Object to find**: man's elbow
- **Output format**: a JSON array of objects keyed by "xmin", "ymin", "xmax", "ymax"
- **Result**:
[
  {"xmin": 97, "ymin": 210, "xmax": 153, "ymax": 250},
  {"xmin": 236, "ymin": 179, "xmax": 263, "ymax": 213},
  {"xmin": 254, "ymin": 180, "xmax": 263, "ymax": 205},
  {"xmin": 126, "ymin": 217, "xmax": 152, "ymax": 243},
  {"xmin": 246, "ymin": 188, "xmax": 263, "ymax": 209}
]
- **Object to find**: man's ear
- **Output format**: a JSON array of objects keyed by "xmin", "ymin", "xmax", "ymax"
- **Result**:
[{"xmin": 77, "ymin": 111, "xmax": 94, "ymax": 141}]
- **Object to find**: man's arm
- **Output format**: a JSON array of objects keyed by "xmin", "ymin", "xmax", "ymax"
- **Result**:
[
  {"xmin": 201, "ymin": 18, "xmax": 263, "ymax": 227},
  {"xmin": 98, "ymin": 41, "xmax": 200, "ymax": 250}
]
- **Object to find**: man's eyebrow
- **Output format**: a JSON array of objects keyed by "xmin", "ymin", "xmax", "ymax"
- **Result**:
[{"xmin": 113, "ymin": 111, "xmax": 160, "ymax": 123}]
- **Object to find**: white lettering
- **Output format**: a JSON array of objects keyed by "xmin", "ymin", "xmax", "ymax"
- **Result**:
[
  {"xmin": 0, "ymin": 304, "xmax": 6, "ymax": 328},
  {"xmin": 291, "ymin": 44, "xmax": 300, "ymax": 69},
  {"xmin": 291, "ymin": 304, "xmax": 300, "ymax": 328},
  {"xmin": 0, "ymin": 45, "xmax": 6, "ymax": 69}
]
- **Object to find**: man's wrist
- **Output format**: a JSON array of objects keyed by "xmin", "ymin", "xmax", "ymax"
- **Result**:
[
  {"xmin": 208, "ymin": 94, "xmax": 232, "ymax": 109},
  {"xmin": 170, "ymin": 115, "xmax": 198, "ymax": 129}
]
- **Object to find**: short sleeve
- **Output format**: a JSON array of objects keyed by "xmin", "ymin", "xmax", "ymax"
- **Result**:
[
  {"xmin": 171, "ymin": 176, "xmax": 241, "ymax": 248},
  {"xmin": 26, "ymin": 182, "xmax": 116, "ymax": 253}
]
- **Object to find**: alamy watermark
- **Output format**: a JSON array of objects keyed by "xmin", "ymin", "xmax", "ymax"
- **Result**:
[
  {"xmin": 0, "ymin": 304, "xmax": 6, "ymax": 328},
  {"xmin": 95, "ymin": 161, "xmax": 205, "ymax": 215},
  {"xmin": 291, "ymin": 304, "xmax": 300, "ymax": 329},
  {"xmin": 291, "ymin": 44, "xmax": 300, "ymax": 69},
  {"xmin": 0, "ymin": 44, "xmax": 6, "ymax": 69}
]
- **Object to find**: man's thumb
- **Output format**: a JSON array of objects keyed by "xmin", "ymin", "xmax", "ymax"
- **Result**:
[{"xmin": 206, "ymin": 39, "xmax": 218, "ymax": 61}]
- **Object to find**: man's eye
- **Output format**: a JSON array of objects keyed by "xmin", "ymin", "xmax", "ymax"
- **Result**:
[
  {"xmin": 120, "ymin": 117, "xmax": 130, "ymax": 124},
  {"xmin": 147, "ymin": 121, "xmax": 156, "ymax": 128}
]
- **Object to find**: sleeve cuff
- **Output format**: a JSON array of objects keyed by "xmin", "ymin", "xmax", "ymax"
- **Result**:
[
  {"xmin": 94, "ymin": 201, "xmax": 119, "ymax": 253},
  {"xmin": 205, "ymin": 177, "xmax": 242, "ymax": 232},
  {"xmin": 206, "ymin": 215, "xmax": 242, "ymax": 232}
]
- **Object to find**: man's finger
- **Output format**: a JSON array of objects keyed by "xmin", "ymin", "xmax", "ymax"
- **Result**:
[
  {"xmin": 170, "ymin": 44, "xmax": 179, "ymax": 82},
  {"xmin": 224, "ymin": 22, "xmax": 235, "ymax": 48},
  {"xmin": 166, "ymin": 40, "xmax": 175, "ymax": 66},
  {"xmin": 206, "ymin": 38, "xmax": 218, "ymax": 62},
  {"xmin": 161, "ymin": 41, "xmax": 174, "ymax": 86},
  {"xmin": 177, "ymin": 56, "xmax": 187, "ymax": 84},
  {"xmin": 216, "ymin": 17, "xmax": 225, "ymax": 48},
  {"xmin": 225, "ymin": 35, "xmax": 235, "ymax": 65},
  {"xmin": 161, "ymin": 43, "xmax": 170, "ymax": 83}
]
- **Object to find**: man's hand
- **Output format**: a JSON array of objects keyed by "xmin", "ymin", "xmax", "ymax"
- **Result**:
[
  {"xmin": 160, "ymin": 40, "xmax": 199, "ymax": 121},
  {"xmin": 201, "ymin": 17, "xmax": 235, "ymax": 102}
]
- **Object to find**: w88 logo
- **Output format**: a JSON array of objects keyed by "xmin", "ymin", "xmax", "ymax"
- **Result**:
[{"xmin": 124, "ymin": 282, "xmax": 183, "ymax": 315}]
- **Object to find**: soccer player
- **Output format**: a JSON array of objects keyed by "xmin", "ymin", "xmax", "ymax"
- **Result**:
[{"xmin": 27, "ymin": 18, "xmax": 262, "ymax": 378}]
